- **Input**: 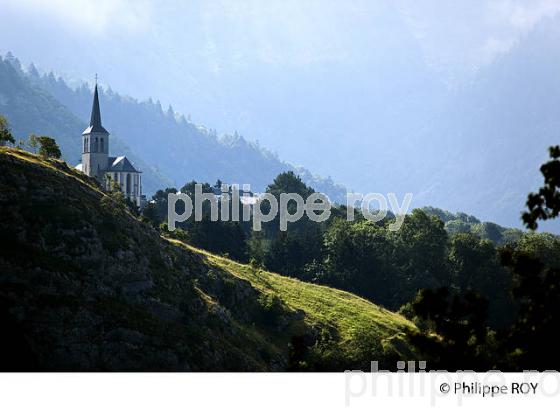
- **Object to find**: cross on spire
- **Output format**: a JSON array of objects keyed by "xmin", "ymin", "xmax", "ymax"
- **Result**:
[{"xmin": 95, "ymin": 73, "xmax": 98, "ymax": 85}]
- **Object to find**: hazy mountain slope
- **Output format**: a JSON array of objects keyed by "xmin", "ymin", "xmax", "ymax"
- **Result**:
[
  {"xmin": 0, "ymin": 55, "xmax": 171, "ymax": 194},
  {"xmin": 410, "ymin": 17, "xmax": 560, "ymax": 232},
  {"xmin": 24, "ymin": 64, "xmax": 346, "ymax": 201},
  {"xmin": 0, "ymin": 55, "xmax": 82, "ymax": 157},
  {"xmin": 0, "ymin": 147, "xmax": 412, "ymax": 371}
]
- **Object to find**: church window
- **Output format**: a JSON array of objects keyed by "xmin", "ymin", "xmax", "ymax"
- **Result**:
[{"xmin": 126, "ymin": 173, "xmax": 131, "ymax": 195}]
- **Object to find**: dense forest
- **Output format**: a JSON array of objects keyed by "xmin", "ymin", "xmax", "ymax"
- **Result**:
[{"xmin": 140, "ymin": 144, "xmax": 560, "ymax": 370}]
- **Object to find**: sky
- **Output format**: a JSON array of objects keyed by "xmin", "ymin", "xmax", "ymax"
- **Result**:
[{"xmin": 2, "ymin": 0, "xmax": 560, "ymax": 102}]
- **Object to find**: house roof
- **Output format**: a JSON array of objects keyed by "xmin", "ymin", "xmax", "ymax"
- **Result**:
[
  {"xmin": 107, "ymin": 156, "xmax": 140, "ymax": 173},
  {"xmin": 82, "ymin": 84, "xmax": 109, "ymax": 135}
]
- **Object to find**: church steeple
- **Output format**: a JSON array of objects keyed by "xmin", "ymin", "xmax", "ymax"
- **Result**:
[
  {"xmin": 75, "ymin": 76, "xmax": 142, "ymax": 208},
  {"xmin": 84, "ymin": 83, "xmax": 108, "ymax": 134},
  {"xmin": 80, "ymin": 77, "xmax": 110, "ymax": 180}
]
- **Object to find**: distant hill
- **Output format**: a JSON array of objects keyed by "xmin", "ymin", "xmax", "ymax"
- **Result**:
[
  {"xmin": 0, "ymin": 53, "xmax": 346, "ymax": 201},
  {"xmin": 0, "ymin": 147, "xmax": 413, "ymax": 370}
]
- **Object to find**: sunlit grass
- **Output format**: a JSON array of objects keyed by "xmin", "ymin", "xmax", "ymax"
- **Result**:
[{"xmin": 169, "ymin": 239, "xmax": 415, "ymax": 356}]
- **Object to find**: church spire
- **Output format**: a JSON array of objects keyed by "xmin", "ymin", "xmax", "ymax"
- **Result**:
[
  {"xmin": 83, "ymin": 80, "xmax": 108, "ymax": 134},
  {"xmin": 90, "ymin": 84, "xmax": 102, "ymax": 127}
]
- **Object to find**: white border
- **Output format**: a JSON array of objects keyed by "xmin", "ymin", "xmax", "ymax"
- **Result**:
[{"xmin": 1, "ymin": 372, "xmax": 559, "ymax": 410}]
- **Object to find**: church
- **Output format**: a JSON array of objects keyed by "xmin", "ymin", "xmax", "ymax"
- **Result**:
[{"xmin": 76, "ymin": 83, "xmax": 143, "ymax": 208}]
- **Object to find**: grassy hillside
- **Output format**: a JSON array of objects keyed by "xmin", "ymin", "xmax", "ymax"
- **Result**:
[{"xmin": 0, "ymin": 147, "xmax": 414, "ymax": 371}]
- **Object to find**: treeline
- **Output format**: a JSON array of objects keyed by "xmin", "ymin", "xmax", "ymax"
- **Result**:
[
  {"xmin": 141, "ymin": 145, "xmax": 560, "ymax": 371},
  {"xmin": 141, "ymin": 170, "xmax": 554, "ymax": 328}
]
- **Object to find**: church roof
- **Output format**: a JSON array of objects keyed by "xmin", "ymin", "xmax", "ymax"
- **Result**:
[
  {"xmin": 107, "ymin": 156, "xmax": 140, "ymax": 173},
  {"xmin": 82, "ymin": 84, "xmax": 109, "ymax": 135}
]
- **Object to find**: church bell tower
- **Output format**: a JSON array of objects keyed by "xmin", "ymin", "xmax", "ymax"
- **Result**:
[{"xmin": 81, "ymin": 82, "xmax": 109, "ymax": 181}]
